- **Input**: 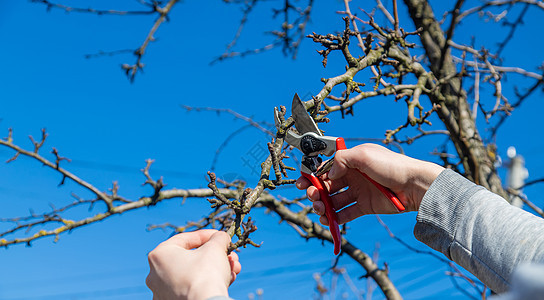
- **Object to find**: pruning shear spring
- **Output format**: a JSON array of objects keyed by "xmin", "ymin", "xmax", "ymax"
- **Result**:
[{"xmin": 274, "ymin": 94, "xmax": 405, "ymax": 255}]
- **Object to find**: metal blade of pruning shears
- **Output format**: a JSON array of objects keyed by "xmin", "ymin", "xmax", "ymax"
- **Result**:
[
  {"xmin": 291, "ymin": 94, "xmax": 322, "ymax": 136},
  {"xmin": 275, "ymin": 94, "xmax": 337, "ymax": 158}
]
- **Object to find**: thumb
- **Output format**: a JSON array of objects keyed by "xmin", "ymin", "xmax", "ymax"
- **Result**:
[
  {"xmin": 202, "ymin": 231, "xmax": 231, "ymax": 253},
  {"xmin": 329, "ymin": 149, "xmax": 354, "ymax": 180}
]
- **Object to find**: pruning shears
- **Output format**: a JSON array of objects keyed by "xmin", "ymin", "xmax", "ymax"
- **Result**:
[{"xmin": 274, "ymin": 94, "xmax": 405, "ymax": 255}]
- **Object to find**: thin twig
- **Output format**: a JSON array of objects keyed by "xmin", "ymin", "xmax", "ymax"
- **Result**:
[{"xmin": 32, "ymin": 0, "xmax": 157, "ymax": 15}]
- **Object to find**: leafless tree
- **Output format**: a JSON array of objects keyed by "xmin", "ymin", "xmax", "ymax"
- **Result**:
[{"xmin": 2, "ymin": 0, "xmax": 544, "ymax": 299}]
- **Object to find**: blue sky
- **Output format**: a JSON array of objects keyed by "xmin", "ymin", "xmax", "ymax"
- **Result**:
[{"xmin": 0, "ymin": 1, "xmax": 543, "ymax": 299}]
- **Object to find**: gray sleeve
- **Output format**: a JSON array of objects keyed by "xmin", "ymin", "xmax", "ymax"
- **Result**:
[{"xmin": 414, "ymin": 169, "xmax": 544, "ymax": 293}]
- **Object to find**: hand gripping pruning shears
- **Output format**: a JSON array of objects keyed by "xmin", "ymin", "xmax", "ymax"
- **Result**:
[{"xmin": 274, "ymin": 94, "xmax": 405, "ymax": 255}]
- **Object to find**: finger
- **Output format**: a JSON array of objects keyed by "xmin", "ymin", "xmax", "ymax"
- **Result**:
[
  {"xmin": 201, "ymin": 231, "xmax": 231, "ymax": 253},
  {"xmin": 165, "ymin": 229, "xmax": 219, "ymax": 250},
  {"xmin": 307, "ymin": 186, "xmax": 319, "ymax": 202},
  {"xmin": 328, "ymin": 149, "xmax": 354, "ymax": 180},
  {"xmin": 228, "ymin": 252, "xmax": 242, "ymax": 274},
  {"xmin": 312, "ymin": 201, "xmax": 325, "ymax": 216},
  {"xmin": 336, "ymin": 205, "xmax": 365, "ymax": 224},
  {"xmin": 228, "ymin": 251, "xmax": 239, "ymax": 262},
  {"xmin": 315, "ymin": 175, "xmax": 350, "ymax": 195},
  {"xmin": 296, "ymin": 176, "xmax": 311, "ymax": 189},
  {"xmin": 319, "ymin": 215, "xmax": 329, "ymax": 226},
  {"xmin": 310, "ymin": 186, "xmax": 357, "ymax": 214},
  {"xmin": 330, "ymin": 190, "xmax": 357, "ymax": 211},
  {"xmin": 232, "ymin": 260, "xmax": 242, "ymax": 275},
  {"xmin": 228, "ymin": 256, "xmax": 236, "ymax": 273},
  {"xmin": 145, "ymin": 272, "xmax": 156, "ymax": 290},
  {"xmin": 316, "ymin": 191, "xmax": 358, "ymax": 224},
  {"xmin": 312, "ymin": 190, "xmax": 357, "ymax": 216},
  {"xmin": 306, "ymin": 178, "xmax": 350, "ymax": 202},
  {"xmin": 230, "ymin": 271, "xmax": 237, "ymax": 285}
]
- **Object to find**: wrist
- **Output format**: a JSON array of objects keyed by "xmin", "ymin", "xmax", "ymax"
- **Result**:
[{"xmin": 409, "ymin": 161, "xmax": 444, "ymax": 211}]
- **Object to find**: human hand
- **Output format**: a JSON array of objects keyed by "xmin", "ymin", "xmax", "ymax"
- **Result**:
[
  {"xmin": 296, "ymin": 144, "xmax": 444, "ymax": 225},
  {"xmin": 146, "ymin": 229, "xmax": 242, "ymax": 300}
]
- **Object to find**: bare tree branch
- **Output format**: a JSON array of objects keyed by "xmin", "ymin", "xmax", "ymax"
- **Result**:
[
  {"xmin": 32, "ymin": 0, "xmax": 158, "ymax": 15},
  {"xmin": 122, "ymin": 0, "xmax": 181, "ymax": 82}
]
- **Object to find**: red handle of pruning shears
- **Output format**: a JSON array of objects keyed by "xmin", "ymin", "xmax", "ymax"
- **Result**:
[
  {"xmin": 305, "ymin": 138, "xmax": 406, "ymax": 256},
  {"xmin": 335, "ymin": 138, "xmax": 406, "ymax": 213},
  {"xmin": 302, "ymin": 171, "xmax": 342, "ymax": 255}
]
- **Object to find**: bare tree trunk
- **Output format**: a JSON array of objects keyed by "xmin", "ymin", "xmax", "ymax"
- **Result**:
[{"xmin": 403, "ymin": 0, "xmax": 507, "ymax": 199}]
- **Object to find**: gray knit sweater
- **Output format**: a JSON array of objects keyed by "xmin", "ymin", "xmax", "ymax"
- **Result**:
[{"xmin": 414, "ymin": 169, "xmax": 544, "ymax": 292}]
